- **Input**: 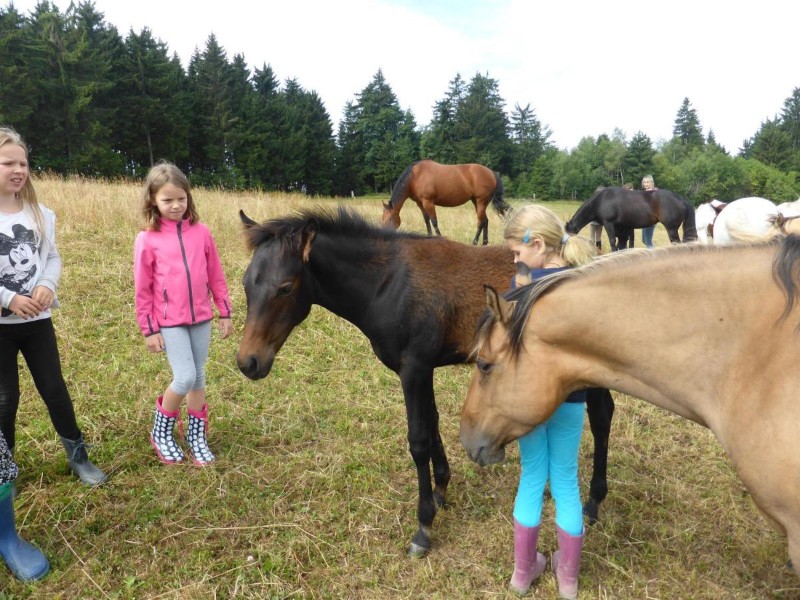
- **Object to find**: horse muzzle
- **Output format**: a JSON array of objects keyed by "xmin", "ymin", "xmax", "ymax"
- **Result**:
[
  {"xmin": 236, "ymin": 351, "xmax": 275, "ymax": 380},
  {"xmin": 460, "ymin": 426, "xmax": 506, "ymax": 467}
]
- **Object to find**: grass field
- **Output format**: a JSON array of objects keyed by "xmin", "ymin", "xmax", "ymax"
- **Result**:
[{"xmin": 4, "ymin": 177, "xmax": 797, "ymax": 599}]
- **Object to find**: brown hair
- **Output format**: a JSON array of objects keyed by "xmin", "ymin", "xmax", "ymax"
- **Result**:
[
  {"xmin": 0, "ymin": 126, "xmax": 45, "ymax": 242},
  {"xmin": 140, "ymin": 161, "xmax": 199, "ymax": 231}
]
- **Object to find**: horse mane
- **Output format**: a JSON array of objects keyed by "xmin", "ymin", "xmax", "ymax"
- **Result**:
[
  {"xmin": 244, "ymin": 205, "xmax": 427, "ymax": 250},
  {"xmin": 475, "ymin": 238, "xmax": 800, "ymax": 359},
  {"xmin": 388, "ymin": 161, "xmax": 421, "ymax": 208}
]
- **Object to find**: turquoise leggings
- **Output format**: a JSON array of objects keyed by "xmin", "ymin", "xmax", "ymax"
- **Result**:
[{"xmin": 513, "ymin": 401, "xmax": 585, "ymax": 536}]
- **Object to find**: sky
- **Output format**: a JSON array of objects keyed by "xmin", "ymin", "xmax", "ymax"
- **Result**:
[{"xmin": 9, "ymin": 0, "xmax": 798, "ymax": 153}]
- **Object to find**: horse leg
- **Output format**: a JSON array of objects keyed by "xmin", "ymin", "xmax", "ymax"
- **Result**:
[
  {"xmin": 473, "ymin": 200, "xmax": 489, "ymax": 245},
  {"xmin": 430, "ymin": 401, "xmax": 451, "ymax": 509},
  {"xmin": 421, "ymin": 200, "xmax": 442, "ymax": 236},
  {"xmin": 418, "ymin": 205, "xmax": 433, "ymax": 236},
  {"xmin": 400, "ymin": 365, "xmax": 443, "ymax": 557},
  {"xmin": 603, "ymin": 223, "xmax": 619, "ymax": 252},
  {"xmin": 666, "ymin": 226, "xmax": 681, "ymax": 244},
  {"xmin": 584, "ymin": 388, "xmax": 614, "ymax": 525}
]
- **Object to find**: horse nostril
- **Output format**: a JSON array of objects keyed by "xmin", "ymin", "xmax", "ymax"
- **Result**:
[{"xmin": 238, "ymin": 356, "xmax": 258, "ymax": 377}]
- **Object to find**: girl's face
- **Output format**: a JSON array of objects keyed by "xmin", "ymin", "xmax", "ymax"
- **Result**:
[
  {"xmin": 154, "ymin": 183, "xmax": 188, "ymax": 221},
  {"xmin": 642, "ymin": 178, "xmax": 654, "ymax": 190},
  {"xmin": 508, "ymin": 238, "xmax": 546, "ymax": 270},
  {"xmin": 0, "ymin": 144, "xmax": 29, "ymax": 201}
]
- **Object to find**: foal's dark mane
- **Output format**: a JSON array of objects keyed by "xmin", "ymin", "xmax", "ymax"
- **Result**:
[
  {"xmin": 476, "ymin": 237, "xmax": 800, "ymax": 359},
  {"xmin": 244, "ymin": 205, "xmax": 428, "ymax": 250}
]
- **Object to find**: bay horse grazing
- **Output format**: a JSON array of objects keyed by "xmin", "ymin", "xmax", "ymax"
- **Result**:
[
  {"xmin": 461, "ymin": 236, "xmax": 800, "ymax": 580},
  {"xmin": 380, "ymin": 159, "xmax": 510, "ymax": 245},
  {"xmin": 236, "ymin": 206, "xmax": 616, "ymax": 556},
  {"xmin": 565, "ymin": 186, "xmax": 697, "ymax": 250}
]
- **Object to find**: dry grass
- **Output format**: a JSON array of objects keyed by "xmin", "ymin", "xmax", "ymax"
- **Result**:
[{"xmin": 4, "ymin": 176, "xmax": 797, "ymax": 599}]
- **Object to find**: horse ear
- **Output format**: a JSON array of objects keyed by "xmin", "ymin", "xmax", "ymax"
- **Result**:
[
  {"xmin": 300, "ymin": 221, "xmax": 318, "ymax": 262},
  {"xmin": 484, "ymin": 285, "xmax": 515, "ymax": 326},
  {"xmin": 239, "ymin": 210, "xmax": 258, "ymax": 228}
]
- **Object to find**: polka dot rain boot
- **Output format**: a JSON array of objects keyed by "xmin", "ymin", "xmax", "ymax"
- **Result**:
[
  {"xmin": 150, "ymin": 396, "xmax": 185, "ymax": 464},
  {"xmin": 185, "ymin": 404, "xmax": 215, "ymax": 466}
]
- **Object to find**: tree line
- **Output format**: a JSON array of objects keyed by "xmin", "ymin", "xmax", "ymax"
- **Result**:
[{"xmin": 2, "ymin": 1, "xmax": 800, "ymax": 204}]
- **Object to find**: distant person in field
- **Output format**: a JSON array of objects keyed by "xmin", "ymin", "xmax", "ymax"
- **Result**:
[
  {"xmin": 0, "ymin": 429, "xmax": 48, "ymax": 580},
  {"xmin": 134, "ymin": 162, "xmax": 233, "ymax": 466},
  {"xmin": 0, "ymin": 126, "xmax": 106, "ymax": 487},
  {"xmin": 503, "ymin": 204, "xmax": 596, "ymax": 599},
  {"xmin": 640, "ymin": 175, "xmax": 658, "ymax": 248}
]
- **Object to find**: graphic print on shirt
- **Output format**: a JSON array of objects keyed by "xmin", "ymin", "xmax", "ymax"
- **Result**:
[{"xmin": 0, "ymin": 223, "xmax": 37, "ymax": 316}]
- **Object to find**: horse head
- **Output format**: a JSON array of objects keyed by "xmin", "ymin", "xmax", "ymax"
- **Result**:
[
  {"xmin": 236, "ymin": 210, "xmax": 316, "ymax": 380},
  {"xmin": 380, "ymin": 201, "xmax": 401, "ymax": 229}
]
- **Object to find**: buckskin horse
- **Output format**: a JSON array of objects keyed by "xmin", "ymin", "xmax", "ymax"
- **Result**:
[
  {"xmin": 380, "ymin": 159, "xmax": 510, "ymax": 245},
  {"xmin": 461, "ymin": 235, "xmax": 800, "ymax": 579},
  {"xmin": 565, "ymin": 186, "xmax": 698, "ymax": 250},
  {"xmin": 236, "ymin": 206, "xmax": 615, "ymax": 556}
]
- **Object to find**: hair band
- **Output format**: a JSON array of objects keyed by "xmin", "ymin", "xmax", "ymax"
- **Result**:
[
  {"xmin": 523, "ymin": 229, "xmax": 531, "ymax": 244},
  {"xmin": 561, "ymin": 233, "xmax": 570, "ymax": 245}
]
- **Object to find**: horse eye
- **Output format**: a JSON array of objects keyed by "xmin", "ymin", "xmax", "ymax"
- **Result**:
[
  {"xmin": 476, "ymin": 359, "xmax": 493, "ymax": 374},
  {"xmin": 276, "ymin": 282, "xmax": 293, "ymax": 297}
]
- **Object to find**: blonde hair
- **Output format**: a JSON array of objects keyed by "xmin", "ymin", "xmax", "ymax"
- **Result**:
[
  {"xmin": 642, "ymin": 174, "xmax": 655, "ymax": 188},
  {"xmin": 0, "ymin": 126, "xmax": 45, "ymax": 243},
  {"xmin": 504, "ymin": 204, "xmax": 597, "ymax": 267},
  {"xmin": 140, "ymin": 161, "xmax": 199, "ymax": 231}
]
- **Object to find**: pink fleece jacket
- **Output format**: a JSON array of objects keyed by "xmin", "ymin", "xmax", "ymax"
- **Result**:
[{"xmin": 133, "ymin": 218, "xmax": 232, "ymax": 337}]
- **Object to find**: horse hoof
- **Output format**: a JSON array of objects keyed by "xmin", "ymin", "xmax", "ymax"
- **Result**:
[
  {"xmin": 408, "ymin": 542, "xmax": 429, "ymax": 558},
  {"xmin": 583, "ymin": 499, "xmax": 599, "ymax": 526}
]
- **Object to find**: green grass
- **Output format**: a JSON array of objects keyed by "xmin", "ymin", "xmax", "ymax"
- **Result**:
[{"xmin": 4, "ymin": 178, "xmax": 797, "ymax": 598}]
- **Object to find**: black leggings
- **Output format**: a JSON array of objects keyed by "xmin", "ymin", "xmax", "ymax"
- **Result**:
[{"xmin": 0, "ymin": 318, "xmax": 81, "ymax": 450}]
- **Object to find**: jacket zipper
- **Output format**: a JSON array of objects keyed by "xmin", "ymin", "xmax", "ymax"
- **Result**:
[{"xmin": 177, "ymin": 221, "xmax": 196, "ymax": 323}]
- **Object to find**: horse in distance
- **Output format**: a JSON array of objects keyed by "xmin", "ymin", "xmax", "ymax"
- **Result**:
[
  {"xmin": 697, "ymin": 196, "xmax": 800, "ymax": 244},
  {"xmin": 565, "ymin": 186, "xmax": 698, "ymax": 250},
  {"xmin": 381, "ymin": 159, "xmax": 510, "ymax": 245}
]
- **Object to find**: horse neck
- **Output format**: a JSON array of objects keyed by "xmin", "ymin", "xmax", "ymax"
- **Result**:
[
  {"xmin": 570, "ymin": 195, "xmax": 599, "ymax": 230},
  {"xmin": 526, "ymin": 248, "xmax": 779, "ymax": 426},
  {"xmin": 307, "ymin": 234, "xmax": 389, "ymax": 326}
]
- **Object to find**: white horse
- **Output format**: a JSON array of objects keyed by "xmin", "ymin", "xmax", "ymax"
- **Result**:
[
  {"xmin": 695, "ymin": 197, "xmax": 800, "ymax": 245},
  {"xmin": 777, "ymin": 198, "xmax": 800, "ymax": 218}
]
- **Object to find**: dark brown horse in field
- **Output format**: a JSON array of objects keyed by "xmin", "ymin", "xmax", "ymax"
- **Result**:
[
  {"xmin": 236, "ymin": 207, "xmax": 615, "ymax": 556},
  {"xmin": 461, "ymin": 236, "xmax": 800, "ymax": 580},
  {"xmin": 566, "ymin": 186, "xmax": 698, "ymax": 250},
  {"xmin": 381, "ymin": 159, "xmax": 510, "ymax": 245}
]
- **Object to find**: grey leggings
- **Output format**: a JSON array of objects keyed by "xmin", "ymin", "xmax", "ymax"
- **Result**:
[{"xmin": 161, "ymin": 321, "xmax": 212, "ymax": 396}]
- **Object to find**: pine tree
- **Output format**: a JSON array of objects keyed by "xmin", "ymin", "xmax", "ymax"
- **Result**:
[
  {"xmin": 672, "ymin": 97, "xmax": 704, "ymax": 149},
  {"xmin": 453, "ymin": 72, "xmax": 510, "ymax": 172},
  {"xmin": 509, "ymin": 102, "xmax": 551, "ymax": 178}
]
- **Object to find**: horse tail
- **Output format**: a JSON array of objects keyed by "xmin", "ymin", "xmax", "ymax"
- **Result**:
[
  {"xmin": 389, "ymin": 161, "xmax": 418, "ymax": 208},
  {"xmin": 491, "ymin": 172, "xmax": 511, "ymax": 216},
  {"xmin": 681, "ymin": 197, "xmax": 698, "ymax": 242},
  {"xmin": 773, "ymin": 234, "xmax": 800, "ymax": 327}
]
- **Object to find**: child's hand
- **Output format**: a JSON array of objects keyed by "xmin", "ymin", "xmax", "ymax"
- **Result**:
[
  {"xmin": 219, "ymin": 317, "xmax": 233, "ymax": 339},
  {"xmin": 145, "ymin": 333, "xmax": 165, "ymax": 353},
  {"xmin": 8, "ymin": 293, "xmax": 43, "ymax": 319},
  {"xmin": 31, "ymin": 286, "xmax": 54, "ymax": 311}
]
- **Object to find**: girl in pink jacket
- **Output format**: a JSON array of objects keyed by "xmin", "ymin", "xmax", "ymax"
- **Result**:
[{"xmin": 134, "ymin": 162, "xmax": 232, "ymax": 466}]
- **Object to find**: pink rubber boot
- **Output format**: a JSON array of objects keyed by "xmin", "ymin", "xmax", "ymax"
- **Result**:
[
  {"xmin": 509, "ymin": 519, "xmax": 547, "ymax": 595},
  {"xmin": 552, "ymin": 525, "xmax": 585, "ymax": 600}
]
